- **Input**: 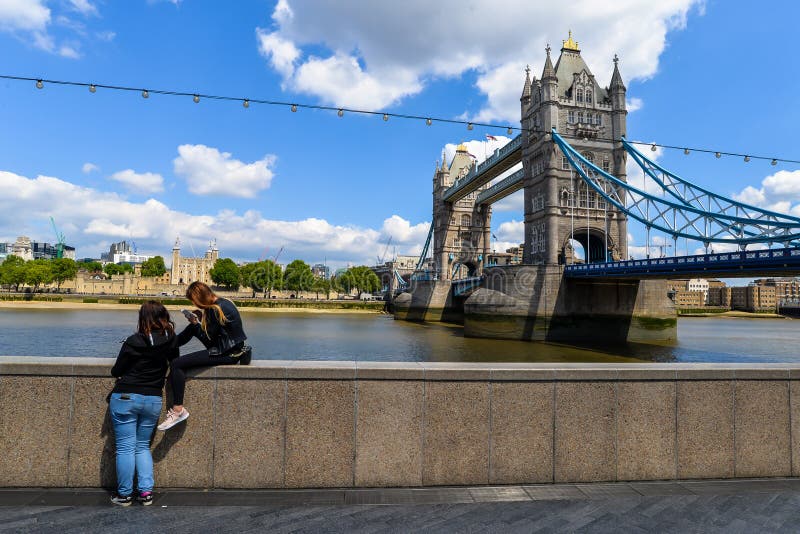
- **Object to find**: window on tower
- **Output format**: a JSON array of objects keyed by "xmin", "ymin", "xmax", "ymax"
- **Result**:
[
  {"xmin": 576, "ymin": 89, "xmax": 583, "ymax": 102},
  {"xmin": 595, "ymin": 113, "xmax": 601, "ymax": 125},
  {"xmin": 561, "ymin": 156, "xmax": 569, "ymax": 170},
  {"xmin": 461, "ymin": 214, "xmax": 471, "ymax": 227},
  {"xmin": 578, "ymin": 112, "xmax": 584, "ymax": 123},
  {"xmin": 568, "ymin": 111, "xmax": 575, "ymax": 123},
  {"xmin": 586, "ymin": 91, "xmax": 592, "ymax": 104}
]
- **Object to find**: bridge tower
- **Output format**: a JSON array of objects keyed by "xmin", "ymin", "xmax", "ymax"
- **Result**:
[
  {"xmin": 432, "ymin": 144, "xmax": 492, "ymax": 279},
  {"xmin": 521, "ymin": 33, "xmax": 628, "ymax": 266}
]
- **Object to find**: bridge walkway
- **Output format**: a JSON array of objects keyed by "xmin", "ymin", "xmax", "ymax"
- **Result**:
[{"xmin": 3, "ymin": 479, "xmax": 800, "ymax": 532}]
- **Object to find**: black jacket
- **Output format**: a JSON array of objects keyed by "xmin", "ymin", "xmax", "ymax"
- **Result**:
[
  {"xmin": 195, "ymin": 298, "xmax": 247, "ymax": 354},
  {"xmin": 110, "ymin": 327, "xmax": 194, "ymax": 397}
]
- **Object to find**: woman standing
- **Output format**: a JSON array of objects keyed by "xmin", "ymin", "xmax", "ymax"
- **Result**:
[
  {"xmin": 158, "ymin": 281, "xmax": 249, "ymax": 431},
  {"xmin": 109, "ymin": 301, "xmax": 194, "ymax": 506}
]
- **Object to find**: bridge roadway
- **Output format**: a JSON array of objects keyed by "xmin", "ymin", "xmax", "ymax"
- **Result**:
[
  {"xmin": 442, "ymin": 134, "xmax": 522, "ymax": 203},
  {"xmin": 564, "ymin": 246, "xmax": 800, "ymax": 279}
]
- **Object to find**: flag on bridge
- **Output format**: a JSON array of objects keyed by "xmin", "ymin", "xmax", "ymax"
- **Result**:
[{"xmin": 486, "ymin": 134, "xmax": 498, "ymax": 141}]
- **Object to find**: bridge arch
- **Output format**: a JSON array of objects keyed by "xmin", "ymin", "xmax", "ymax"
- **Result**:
[{"xmin": 562, "ymin": 229, "xmax": 615, "ymax": 264}]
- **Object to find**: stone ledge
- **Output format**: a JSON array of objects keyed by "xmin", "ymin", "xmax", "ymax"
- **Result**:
[{"xmin": 2, "ymin": 357, "xmax": 800, "ymax": 381}]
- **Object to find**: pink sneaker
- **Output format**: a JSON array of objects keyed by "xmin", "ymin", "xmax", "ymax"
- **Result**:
[{"xmin": 157, "ymin": 408, "xmax": 189, "ymax": 431}]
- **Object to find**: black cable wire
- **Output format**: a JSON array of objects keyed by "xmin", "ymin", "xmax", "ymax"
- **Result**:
[{"xmin": 4, "ymin": 74, "xmax": 799, "ymax": 165}]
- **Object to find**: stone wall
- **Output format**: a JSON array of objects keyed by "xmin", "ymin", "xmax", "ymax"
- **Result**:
[{"xmin": 1, "ymin": 357, "xmax": 799, "ymax": 489}]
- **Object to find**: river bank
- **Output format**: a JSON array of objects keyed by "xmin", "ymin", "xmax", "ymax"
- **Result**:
[
  {"xmin": 0, "ymin": 300, "xmax": 385, "ymax": 314},
  {"xmin": 678, "ymin": 310, "xmax": 788, "ymax": 319}
]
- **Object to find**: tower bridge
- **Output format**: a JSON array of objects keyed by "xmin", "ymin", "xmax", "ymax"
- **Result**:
[{"xmin": 395, "ymin": 32, "xmax": 800, "ymax": 343}]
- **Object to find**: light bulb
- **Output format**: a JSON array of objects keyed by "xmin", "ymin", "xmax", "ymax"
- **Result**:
[
  {"xmin": 243, "ymin": 99, "xmax": 249, "ymax": 108},
  {"xmin": 142, "ymin": 89, "xmax": 149, "ymax": 99},
  {"xmin": 426, "ymin": 118, "xmax": 432, "ymax": 126},
  {"xmin": 193, "ymin": 94, "xmax": 200, "ymax": 103},
  {"xmin": 383, "ymin": 114, "xmax": 389, "ymax": 121},
  {"xmin": 744, "ymin": 155, "xmax": 750, "ymax": 163},
  {"xmin": 337, "ymin": 109, "xmax": 344, "ymax": 117},
  {"xmin": 89, "ymin": 84, "xmax": 96, "ymax": 93},
  {"xmin": 36, "ymin": 79, "xmax": 43, "ymax": 89},
  {"xmin": 291, "ymin": 104, "xmax": 297, "ymax": 112},
  {"xmin": 715, "ymin": 152, "xmax": 721, "ymax": 158},
  {"xmin": 683, "ymin": 148, "xmax": 690, "ymax": 155},
  {"xmin": 771, "ymin": 159, "xmax": 778, "ymax": 166},
  {"xmin": 650, "ymin": 143, "xmax": 657, "ymax": 152},
  {"xmin": 467, "ymin": 123, "xmax": 474, "ymax": 130}
]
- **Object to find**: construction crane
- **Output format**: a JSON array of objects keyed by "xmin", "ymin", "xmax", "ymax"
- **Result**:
[
  {"xmin": 258, "ymin": 245, "xmax": 270, "ymax": 261},
  {"xmin": 377, "ymin": 236, "xmax": 393, "ymax": 265},
  {"xmin": 273, "ymin": 246, "xmax": 284, "ymax": 263},
  {"xmin": 49, "ymin": 217, "xmax": 66, "ymax": 258},
  {"xmin": 652, "ymin": 243, "xmax": 672, "ymax": 258}
]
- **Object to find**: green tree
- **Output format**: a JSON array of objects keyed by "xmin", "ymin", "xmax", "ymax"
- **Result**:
[
  {"xmin": 104, "ymin": 263, "xmax": 133, "ymax": 277},
  {"xmin": 1, "ymin": 255, "xmax": 27, "ymax": 292},
  {"xmin": 50, "ymin": 258, "xmax": 78, "ymax": 291},
  {"xmin": 338, "ymin": 266, "xmax": 380, "ymax": 296},
  {"xmin": 81, "ymin": 260, "xmax": 103, "ymax": 273},
  {"xmin": 311, "ymin": 277, "xmax": 331, "ymax": 300},
  {"xmin": 140, "ymin": 256, "xmax": 167, "ymax": 277},
  {"xmin": 25, "ymin": 259, "xmax": 53, "ymax": 291},
  {"xmin": 210, "ymin": 258, "xmax": 241, "ymax": 290},
  {"xmin": 241, "ymin": 260, "xmax": 282, "ymax": 298},
  {"xmin": 284, "ymin": 259, "xmax": 314, "ymax": 295}
]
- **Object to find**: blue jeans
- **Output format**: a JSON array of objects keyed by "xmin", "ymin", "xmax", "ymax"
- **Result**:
[{"xmin": 109, "ymin": 392, "xmax": 162, "ymax": 496}]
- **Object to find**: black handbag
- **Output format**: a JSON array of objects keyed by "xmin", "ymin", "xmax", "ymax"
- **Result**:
[{"xmin": 209, "ymin": 326, "xmax": 238, "ymax": 356}]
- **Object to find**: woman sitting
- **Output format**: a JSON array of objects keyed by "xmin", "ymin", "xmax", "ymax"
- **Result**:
[{"xmin": 157, "ymin": 281, "xmax": 249, "ymax": 431}]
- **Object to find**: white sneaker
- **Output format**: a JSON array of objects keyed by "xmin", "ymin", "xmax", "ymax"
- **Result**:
[{"xmin": 157, "ymin": 408, "xmax": 189, "ymax": 431}]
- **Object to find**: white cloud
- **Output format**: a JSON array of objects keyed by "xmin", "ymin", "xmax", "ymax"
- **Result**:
[
  {"xmin": 732, "ymin": 170, "xmax": 800, "ymax": 215},
  {"xmin": 173, "ymin": 145, "xmax": 276, "ymax": 198},
  {"xmin": 68, "ymin": 0, "xmax": 97, "ymax": 16},
  {"xmin": 493, "ymin": 190, "xmax": 524, "ymax": 212},
  {"xmin": 626, "ymin": 97, "xmax": 643, "ymax": 113},
  {"xmin": 82, "ymin": 162, "xmax": 99, "ymax": 174},
  {"xmin": 109, "ymin": 169, "xmax": 165, "ymax": 194},
  {"xmin": 256, "ymin": 1, "xmax": 702, "ymax": 120},
  {"xmin": 495, "ymin": 220, "xmax": 523, "ymax": 244},
  {"xmin": 0, "ymin": 0, "xmax": 50, "ymax": 32},
  {"xmin": 0, "ymin": 170, "xmax": 429, "ymax": 266},
  {"xmin": 58, "ymin": 44, "xmax": 80, "ymax": 58}
]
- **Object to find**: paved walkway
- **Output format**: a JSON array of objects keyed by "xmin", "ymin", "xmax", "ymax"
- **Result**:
[{"xmin": 2, "ymin": 479, "xmax": 800, "ymax": 533}]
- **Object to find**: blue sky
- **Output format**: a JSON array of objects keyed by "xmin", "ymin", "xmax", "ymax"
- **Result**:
[{"xmin": 1, "ymin": 0, "xmax": 799, "ymax": 271}]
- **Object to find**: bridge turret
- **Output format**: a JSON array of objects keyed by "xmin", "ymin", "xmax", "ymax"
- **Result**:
[
  {"xmin": 520, "ymin": 64, "xmax": 532, "ymax": 116},
  {"xmin": 610, "ymin": 54, "xmax": 627, "ymax": 139}
]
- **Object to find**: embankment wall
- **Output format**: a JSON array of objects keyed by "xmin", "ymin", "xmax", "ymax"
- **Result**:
[{"xmin": 1, "ymin": 358, "xmax": 798, "ymax": 488}]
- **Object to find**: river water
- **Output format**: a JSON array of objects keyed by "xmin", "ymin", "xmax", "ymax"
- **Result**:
[{"xmin": 1, "ymin": 309, "xmax": 798, "ymax": 363}]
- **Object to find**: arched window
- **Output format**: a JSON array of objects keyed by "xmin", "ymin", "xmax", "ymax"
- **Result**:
[
  {"xmin": 585, "ymin": 90, "xmax": 592, "ymax": 104},
  {"xmin": 461, "ymin": 214, "xmax": 471, "ymax": 227},
  {"xmin": 576, "ymin": 89, "xmax": 583, "ymax": 102}
]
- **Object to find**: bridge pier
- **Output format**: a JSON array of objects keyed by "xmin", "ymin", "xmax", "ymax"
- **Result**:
[
  {"xmin": 392, "ymin": 280, "xmax": 464, "ymax": 323},
  {"xmin": 463, "ymin": 265, "xmax": 676, "ymax": 343}
]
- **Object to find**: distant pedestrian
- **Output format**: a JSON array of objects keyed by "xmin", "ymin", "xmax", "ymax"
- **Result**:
[
  {"xmin": 157, "ymin": 281, "xmax": 250, "ymax": 431},
  {"xmin": 108, "ymin": 301, "xmax": 195, "ymax": 506}
]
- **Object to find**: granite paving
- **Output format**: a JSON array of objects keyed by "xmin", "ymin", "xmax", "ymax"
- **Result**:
[{"xmin": 2, "ymin": 479, "xmax": 800, "ymax": 533}]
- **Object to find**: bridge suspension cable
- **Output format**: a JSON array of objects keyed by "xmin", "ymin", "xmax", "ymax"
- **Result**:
[{"xmin": 552, "ymin": 130, "xmax": 800, "ymax": 249}]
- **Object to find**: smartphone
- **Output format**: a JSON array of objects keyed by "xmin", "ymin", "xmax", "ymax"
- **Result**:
[{"xmin": 181, "ymin": 309, "xmax": 197, "ymax": 321}]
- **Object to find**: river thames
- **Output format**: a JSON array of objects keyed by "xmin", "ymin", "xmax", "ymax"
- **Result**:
[{"xmin": 2, "ymin": 308, "xmax": 799, "ymax": 363}]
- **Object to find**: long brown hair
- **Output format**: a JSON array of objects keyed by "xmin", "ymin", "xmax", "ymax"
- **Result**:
[
  {"xmin": 137, "ymin": 300, "xmax": 175, "ymax": 338},
  {"xmin": 186, "ymin": 281, "xmax": 227, "ymax": 334}
]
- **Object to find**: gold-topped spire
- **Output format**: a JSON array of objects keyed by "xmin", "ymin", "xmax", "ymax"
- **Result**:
[
  {"xmin": 562, "ymin": 30, "xmax": 580, "ymax": 52},
  {"xmin": 456, "ymin": 143, "xmax": 469, "ymax": 153}
]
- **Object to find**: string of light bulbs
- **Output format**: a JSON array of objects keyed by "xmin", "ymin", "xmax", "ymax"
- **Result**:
[{"xmin": 5, "ymin": 73, "xmax": 800, "ymax": 166}]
